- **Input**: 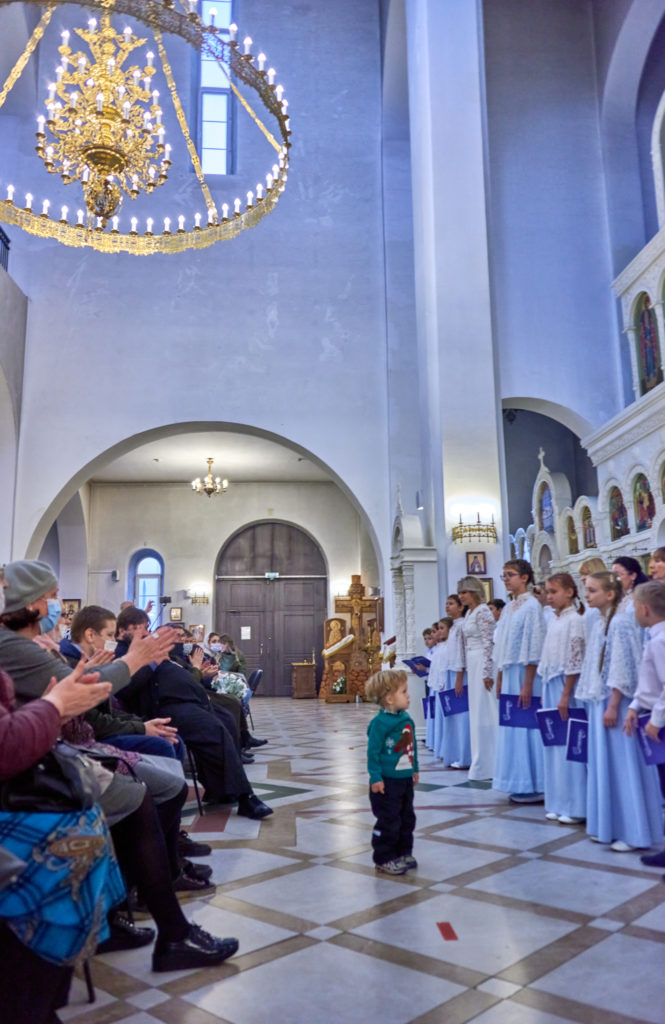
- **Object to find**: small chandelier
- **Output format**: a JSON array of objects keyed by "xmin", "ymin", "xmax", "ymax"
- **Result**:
[
  {"xmin": 191, "ymin": 458, "xmax": 228, "ymax": 498},
  {"xmin": 36, "ymin": 15, "xmax": 170, "ymax": 226}
]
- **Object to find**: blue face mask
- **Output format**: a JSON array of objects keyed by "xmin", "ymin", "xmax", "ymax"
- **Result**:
[
  {"xmin": 40, "ymin": 597, "xmax": 61, "ymax": 634},
  {"xmin": 183, "ymin": 643, "xmax": 193, "ymax": 655}
]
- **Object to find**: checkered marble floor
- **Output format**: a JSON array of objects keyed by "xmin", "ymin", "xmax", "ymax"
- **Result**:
[{"xmin": 63, "ymin": 698, "xmax": 665, "ymax": 1024}]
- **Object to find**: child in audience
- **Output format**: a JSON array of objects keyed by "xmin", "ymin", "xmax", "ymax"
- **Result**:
[
  {"xmin": 578, "ymin": 573, "xmax": 662, "ymax": 851},
  {"xmin": 440, "ymin": 596, "xmax": 471, "ymax": 768},
  {"xmin": 494, "ymin": 559, "xmax": 546, "ymax": 803},
  {"xmin": 365, "ymin": 669, "xmax": 419, "ymax": 876},
  {"xmin": 624, "ymin": 580, "xmax": 665, "ymax": 865},
  {"xmin": 538, "ymin": 573, "xmax": 586, "ymax": 824}
]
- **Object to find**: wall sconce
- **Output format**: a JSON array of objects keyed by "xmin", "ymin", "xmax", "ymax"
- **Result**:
[
  {"xmin": 452, "ymin": 514, "xmax": 498, "ymax": 544},
  {"xmin": 188, "ymin": 583, "xmax": 211, "ymax": 605}
]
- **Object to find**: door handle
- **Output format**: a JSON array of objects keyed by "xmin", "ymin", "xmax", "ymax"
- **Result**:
[{"xmin": 259, "ymin": 642, "xmax": 264, "ymax": 656}]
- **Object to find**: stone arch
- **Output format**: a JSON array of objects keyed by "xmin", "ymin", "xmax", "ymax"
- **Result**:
[
  {"xmin": 22, "ymin": 420, "xmax": 384, "ymax": 596},
  {"xmin": 501, "ymin": 397, "xmax": 593, "ymax": 439}
]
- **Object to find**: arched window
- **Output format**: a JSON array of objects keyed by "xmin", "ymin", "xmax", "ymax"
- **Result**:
[
  {"xmin": 633, "ymin": 474, "xmax": 656, "ymax": 532},
  {"xmin": 567, "ymin": 516, "xmax": 579, "ymax": 555},
  {"xmin": 634, "ymin": 293, "xmax": 663, "ymax": 396},
  {"xmin": 128, "ymin": 549, "xmax": 164, "ymax": 627},
  {"xmin": 198, "ymin": 1, "xmax": 235, "ymax": 175},
  {"xmin": 608, "ymin": 487, "xmax": 630, "ymax": 541},
  {"xmin": 537, "ymin": 482, "xmax": 554, "ymax": 534}
]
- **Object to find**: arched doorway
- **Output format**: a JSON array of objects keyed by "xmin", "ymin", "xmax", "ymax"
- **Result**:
[{"xmin": 215, "ymin": 521, "xmax": 328, "ymax": 696}]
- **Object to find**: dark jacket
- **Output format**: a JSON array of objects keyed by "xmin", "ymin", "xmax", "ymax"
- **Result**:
[{"xmin": 59, "ymin": 638, "xmax": 147, "ymax": 740}]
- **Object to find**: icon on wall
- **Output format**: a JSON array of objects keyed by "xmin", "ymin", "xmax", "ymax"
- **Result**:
[{"xmin": 466, "ymin": 552, "xmax": 486, "ymax": 575}]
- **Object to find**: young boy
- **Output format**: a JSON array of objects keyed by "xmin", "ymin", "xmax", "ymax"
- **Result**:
[
  {"xmin": 623, "ymin": 580, "xmax": 665, "ymax": 867},
  {"xmin": 365, "ymin": 669, "xmax": 419, "ymax": 876}
]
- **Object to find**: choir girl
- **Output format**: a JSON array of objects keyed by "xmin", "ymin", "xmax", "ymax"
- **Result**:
[
  {"xmin": 425, "ymin": 619, "xmax": 447, "ymax": 750},
  {"xmin": 431, "ymin": 618, "xmax": 451, "ymax": 756},
  {"xmin": 537, "ymin": 573, "xmax": 586, "ymax": 824},
  {"xmin": 577, "ymin": 572, "xmax": 662, "ymax": 851},
  {"xmin": 439, "ymin": 596, "xmax": 471, "ymax": 768},
  {"xmin": 493, "ymin": 559, "xmax": 546, "ymax": 802}
]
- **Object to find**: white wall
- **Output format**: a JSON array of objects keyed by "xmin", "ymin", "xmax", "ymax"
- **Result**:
[
  {"xmin": 0, "ymin": 266, "xmax": 27, "ymax": 560},
  {"xmin": 85, "ymin": 480, "xmax": 378, "ymax": 634}
]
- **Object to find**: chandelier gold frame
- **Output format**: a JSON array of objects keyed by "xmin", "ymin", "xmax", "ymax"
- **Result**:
[{"xmin": 0, "ymin": 0, "xmax": 291, "ymax": 254}]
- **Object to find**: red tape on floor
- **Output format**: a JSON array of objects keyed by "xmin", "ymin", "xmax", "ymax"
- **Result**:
[{"xmin": 437, "ymin": 921, "xmax": 458, "ymax": 941}]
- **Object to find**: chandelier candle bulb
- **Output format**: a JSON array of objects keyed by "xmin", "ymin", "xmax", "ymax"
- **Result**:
[
  {"xmin": 88, "ymin": 17, "xmax": 97, "ymax": 31},
  {"xmin": 146, "ymin": 51, "xmax": 154, "ymax": 67},
  {"xmin": 272, "ymin": 163, "xmax": 279, "ymax": 177},
  {"xmin": 24, "ymin": 193, "xmax": 32, "ymax": 210},
  {"xmin": 69, "ymin": 92, "xmax": 77, "ymax": 109},
  {"xmin": 122, "ymin": 100, "xmax": 130, "ymax": 118},
  {"xmin": 77, "ymin": 209, "xmax": 84, "ymax": 225},
  {"xmin": 56, "ymin": 66, "xmax": 63, "ymax": 82},
  {"xmin": 45, "ymin": 145, "xmax": 54, "ymax": 163},
  {"xmin": 82, "ymin": 166, "xmax": 89, "ymax": 182},
  {"xmin": 107, "ymin": 58, "xmax": 115, "ymax": 73},
  {"xmin": 78, "ymin": 56, "xmax": 86, "ymax": 71},
  {"xmin": 41, "ymin": 199, "xmax": 49, "ymax": 216},
  {"xmin": 132, "ymin": 69, "xmax": 140, "ymax": 84},
  {"xmin": 243, "ymin": 36, "xmax": 252, "ymax": 55},
  {"xmin": 221, "ymin": 202, "xmax": 228, "ymax": 219},
  {"xmin": 194, "ymin": 212, "xmax": 201, "ymax": 228},
  {"xmin": 258, "ymin": 52, "xmax": 266, "ymax": 71},
  {"xmin": 229, "ymin": 22, "xmax": 237, "ymax": 41},
  {"xmin": 164, "ymin": 143, "xmax": 171, "ymax": 160},
  {"xmin": 146, "ymin": 217, "xmax": 153, "ymax": 234},
  {"xmin": 267, "ymin": 67, "xmax": 275, "ymax": 85},
  {"xmin": 178, "ymin": 214, "xmax": 185, "ymax": 231},
  {"xmin": 61, "ymin": 29, "xmax": 70, "ymax": 46},
  {"xmin": 112, "ymin": 215, "xmax": 119, "ymax": 231},
  {"xmin": 130, "ymin": 216, "xmax": 137, "ymax": 232},
  {"xmin": 163, "ymin": 216, "xmax": 170, "ymax": 233},
  {"xmin": 47, "ymin": 82, "xmax": 56, "ymax": 100},
  {"xmin": 282, "ymin": 99, "xmax": 288, "ymax": 113},
  {"xmin": 96, "ymin": 92, "xmax": 103, "ymax": 112},
  {"xmin": 60, "ymin": 205, "xmax": 68, "ymax": 221},
  {"xmin": 234, "ymin": 197, "xmax": 241, "ymax": 214},
  {"xmin": 36, "ymin": 114, "xmax": 45, "ymax": 133},
  {"xmin": 256, "ymin": 183, "xmax": 263, "ymax": 199},
  {"xmin": 123, "ymin": 26, "xmax": 132, "ymax": 37},
  {"xmin": 246, "ymin": 190, "xmax": 253, "ymax": 206},
  {"xmin": 275, "ymin": 84, "xmax": 284, "ymax": 101},
  {"xmin": 143, "ymin": 77, "xmax": 150, "ymax": 92},
  {"xmin": 266, "ymin": 173, "xmax": 273, "ymax": 189},
  {"xmin": 6, "ymin": 185, "xmax": 14, "ymax": 202}
]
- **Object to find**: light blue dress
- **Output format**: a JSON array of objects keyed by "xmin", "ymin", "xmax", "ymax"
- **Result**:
[
  {"xmin": 577, "ymin": 609, "xmax": 663, "ymax": 847},
  {"xmin": 537, "ymin": 606, "xmax": 587, "ymax": 819},
  {"xmin": 493, "ymin": 593, "xmax": 546, "ymax": 794},
  {"xmin": 426, "ymin": 642, "xmax": 445, "ymax": 750},
  {"xmin": 437, "ymin": 619, "xmax": 471, "ymax": 767}
]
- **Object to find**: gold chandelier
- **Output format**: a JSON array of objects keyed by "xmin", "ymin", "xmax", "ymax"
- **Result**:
[
  {"xmin": 37, "ymin": 14, "xmax": 169, "ymax": 225},
  {"xmin": 191, "ymin": 457, "xmax": 228, "ymax": 497},
  {"xmin": 0, "ymin": 0, "xmax": 291, "ymax": 254}
]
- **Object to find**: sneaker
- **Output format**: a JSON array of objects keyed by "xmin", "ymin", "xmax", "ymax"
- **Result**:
[
  {"xmin": 558, "ymin": 815, "xmax": 585, "ymax": 825},
  {"xmin": 509, "ymin": 792, "xmax": 545, "ymax": 804},
  {"xmin": 177, "ymin": 830, "xmax": 212, "ymax": 858},
  {"xmin": 610, "ymin": 840, "xmax": 634, "ymax": 852},
  {"xmin": 545, "ymin": 812, "xmax": 559, "ymax": 821},
  {"xmin": 375, "ymin": 859, "xmax": 407, "ymax": 875},
  {"xmin": 398, "ymin": 855, "xmax": 418, "ymax": 870}
]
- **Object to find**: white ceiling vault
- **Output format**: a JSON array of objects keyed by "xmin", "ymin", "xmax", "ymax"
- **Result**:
[{"xmin": 91, "ymin": 431, "xmax": 331, "ymax": 484}]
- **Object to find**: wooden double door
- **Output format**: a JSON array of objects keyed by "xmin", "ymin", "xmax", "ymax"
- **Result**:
[{"xmin": 215, "ymin": 522, "xmax": 327, "ymax": 697}]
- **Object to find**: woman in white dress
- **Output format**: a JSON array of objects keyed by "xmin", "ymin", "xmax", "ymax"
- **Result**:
[{"xmin": 456, "ymin": 576, "xmax": 497, "ymax": 781}]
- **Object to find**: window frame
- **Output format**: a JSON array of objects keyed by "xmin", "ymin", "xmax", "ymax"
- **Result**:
[{"xmin": 196, "ymin": 0, "xmax": 236, "ymax": 178}]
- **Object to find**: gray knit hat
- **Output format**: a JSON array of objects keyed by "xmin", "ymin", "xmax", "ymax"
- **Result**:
[
  {"xmin": 3, "ymin": 560, "xmax": 58, "ymax": 613},
  {"xmin": 457, "ymin": 576, "xmax": 486, "ymax": 601}
]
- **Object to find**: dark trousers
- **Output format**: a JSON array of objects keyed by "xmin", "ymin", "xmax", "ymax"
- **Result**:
[
  {"xmin": 158, "ymin": 701, "xmax": 251, "ymax": 801},
  {"xmin": 105, "ymin": 732, "xmax": 185, "ymax": 761},
  {"xmin": 369, "ymin": 776, "xmax": 415, "ymax": 865},
  {"xmin": 0, "ymin": 921, "xmax": 73, "ymax": 1023}
]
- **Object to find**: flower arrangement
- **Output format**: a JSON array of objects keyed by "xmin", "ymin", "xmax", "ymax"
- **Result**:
[{"xmin": 332, "ymin": 674, "xmax": 347, "ymax": 695}]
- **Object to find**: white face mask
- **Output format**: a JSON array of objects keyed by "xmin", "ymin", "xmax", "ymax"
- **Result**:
[{"xmin": 104, "ymin": 640, "xmax": 117, "ymax": 653}]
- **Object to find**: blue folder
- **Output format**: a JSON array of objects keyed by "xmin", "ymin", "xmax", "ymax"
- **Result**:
[
  {"xmin": 403, "ymin": 657, "xmax": 431, "ymax": 678},
  {"xmin": 566, "ymin": 717, "xmax": 588, "ymax": 763},
  {"xmin": 439, "ymin": 686, "xmax": 469, "ymax": 717},
  {"xmin": 421, "ymin": 696, "xmax": 430, "ymax": 720},
  {"xmin": 536, "ymin": 707, "xmax": 588, "ymax": 747},
  {"xmin": 429, "ymin": 694, "xmax": 436, "ymax": 718},
  {"xmin": 637, "ymin": 714, "xmax": 665, "ymax": 766},
  {"xmin": 498, "ymin": 693, "xmax": 539, "ymax": 729}
]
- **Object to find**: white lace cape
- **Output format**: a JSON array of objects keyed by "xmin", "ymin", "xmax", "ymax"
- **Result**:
[{"xmin": 537, "ymin": 605, "xmax": 586, "ymax": 683}]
